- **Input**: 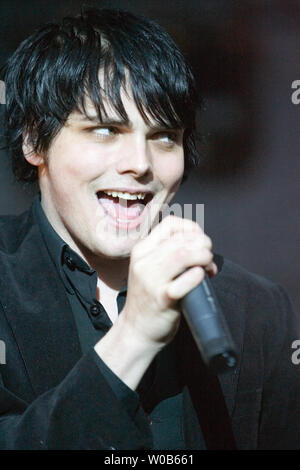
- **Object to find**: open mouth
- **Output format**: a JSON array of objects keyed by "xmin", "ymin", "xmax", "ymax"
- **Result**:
[{"xmin": 96, "ymin": 190, "xmax": 154, "ymax": 227}]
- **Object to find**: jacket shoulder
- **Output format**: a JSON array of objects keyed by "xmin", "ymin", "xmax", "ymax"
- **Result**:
[
  {"xmin": 214, "ymin": 256, "xmax": 294, "ymax": 331},
  {"xmin": 213, "ymin": 254, "xmax": 293, "ymax": 320},
  {"xmin": 218, "ymin": 256, "xmax": 280, "ymax": 295}
]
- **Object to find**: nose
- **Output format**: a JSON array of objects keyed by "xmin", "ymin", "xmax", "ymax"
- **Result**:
[{"xmin": 116, "ymin": 135, "xmax": 152, "ymax": 178}]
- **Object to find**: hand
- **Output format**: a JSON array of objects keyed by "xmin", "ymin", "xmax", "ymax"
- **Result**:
[
  {"xmin": 121, "ymin": 215, "xmax": 217, "ymax": 351},
  {"xmin": 95, "ymin": 215, "xmax": 217, "ymax": 390}
]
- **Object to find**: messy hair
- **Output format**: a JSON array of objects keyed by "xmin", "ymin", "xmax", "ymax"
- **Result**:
[{"xmin": 4, "ymin": 8, "xmax": 200, "ymax": 182}]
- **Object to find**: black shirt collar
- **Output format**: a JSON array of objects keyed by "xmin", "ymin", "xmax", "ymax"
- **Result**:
[
  {"xmin": 33, "ymin": 195, "xmax": 87, "ymax": 294},
  {"xmin": 32, "ymin": 194, "xmax": 127, "ymax": 297}
]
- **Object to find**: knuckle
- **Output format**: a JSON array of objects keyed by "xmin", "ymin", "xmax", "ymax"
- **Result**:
[
  {"xmin": 203, "ymin": 248, "xmax": 213, "ymax": 262},
  {"xmin": 194, "ymin": 222, "xmax": 204, "ymax": 233},
  {"xmin": 160, "ymin": 285, "xmax": 171, "ymax": 304},
  {"xmin": 204, "ymin": 235, "xmax": 213, "ymax": 249},
  {"xmin": 195, "ymin": 232, "xmax": 211, "ymax": 245},
  {"xmin": 164, "ymin": 287, "xmax": 174, "ymax": 302},
  {"xmin": 131, "ymin": 241, "xmax": 144, "ymax": 259},
  {"xmin": 130, "ymin": 247, "xmax": 138, "ymax": 261},
  {"xmin": 166, "ymin": 214, "xmax": 180, "ymax": 221},
  {"xmin": 131, "ymin": 258, "xmax": 143, "ymax": 277},
  {"xmin": 163, "ymin": 215, "xmax": 178, "ymax": 225},
  {"xmin": 177, "ymin": 246, "xmax": 189, "ymax": 260}
]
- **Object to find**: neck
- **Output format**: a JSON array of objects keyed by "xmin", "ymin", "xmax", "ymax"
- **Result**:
[
  {"xmin": 67, "ymin": 232, "xmax": 130, "ymax": 292},
  {"xmin": 40, "ymin": 191, "xmax": 130, "ymax": 292},
  {"xmin": 83, "ymin": 250, "xmax": 130, "ymax": 292}
]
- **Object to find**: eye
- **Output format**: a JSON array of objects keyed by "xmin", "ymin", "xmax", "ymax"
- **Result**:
[
  {"xmin": 92, "ymin": 127, "xmax": 118, "ymax": 138},
  {"xmin": 153, "ymin": 131, "xmax": 182, "ymax": 148},
  {"xmin": 159, "ymin": 134, "xmax": 174, "ymax": 143}
]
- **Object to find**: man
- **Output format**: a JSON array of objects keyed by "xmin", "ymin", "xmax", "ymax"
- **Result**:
[{"xmin": 0, "ymin": 8, "xmax": 299, "ymax": 450}]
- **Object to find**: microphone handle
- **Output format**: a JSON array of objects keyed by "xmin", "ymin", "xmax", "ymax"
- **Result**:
[{"xmin": 180, "ymin": 275, "xmax": 238, "ymax": 374}]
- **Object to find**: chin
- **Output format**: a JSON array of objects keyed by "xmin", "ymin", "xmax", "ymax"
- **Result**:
[{"xmin": 92, "ymin": 238, "xmax": 136, "ymax": 260}]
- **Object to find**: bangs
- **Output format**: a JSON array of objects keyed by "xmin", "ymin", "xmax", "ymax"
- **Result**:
[
  {"xmin": 77, "ymin": 70, "xmax": 191, "ymax": 131},
  {"xmin": 5, "ymin": 8, "xmax": 200, "ymax": 183},
  {"xmin": 74, "ymin": 34, "xmax": 196, "ymax": 131}
]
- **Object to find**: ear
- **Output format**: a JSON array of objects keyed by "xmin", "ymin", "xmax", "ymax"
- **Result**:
[{"xmin": 22, "ymin": 133, "xmax": 45, "ymax": 167}]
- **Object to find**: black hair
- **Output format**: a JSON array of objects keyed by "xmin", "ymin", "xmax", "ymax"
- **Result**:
[{"xmin": 4, "ymin": 7, "xmax": 201, "ymax": 183}]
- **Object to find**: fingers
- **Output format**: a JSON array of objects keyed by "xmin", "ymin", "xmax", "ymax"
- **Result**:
[
  {"xmin": 132, "ymin": 215, "xmax": 210, "ymax": 261},
  {"xmin": 166, "ymin": 266, "xmax": 205, "ymax": 300},
  {"xmin": 146, "ymin": 215, "xmax": 203, "ymax": 245},
  {"xmin": 205, "ymin": 261, "xmax": 218, "ymax": 277},
  {"xmin": 131, "ymin": 215, "xmax": 217, "ymax": 285},
  {"xmin": 164, "ymin": 260, "xmax": 218, "ymax": 302},
  {"xmin": 154, "ymin": 240, "xmax": 215, "ymax": 280},
  {"xmin": 129, "ymin": 214, "xmax": 218, "ymax": 317}
]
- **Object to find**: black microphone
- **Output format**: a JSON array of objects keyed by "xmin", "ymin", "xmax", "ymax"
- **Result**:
[{"xmin": 180, "ymin": 275, "xmax": 237, "ymax": 374}]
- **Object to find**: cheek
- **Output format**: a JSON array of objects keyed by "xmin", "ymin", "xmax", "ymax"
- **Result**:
[
  {"xmin": 155, "ymin": 152, "xmax": 185, "ymax": 188},
  {"xmin": 48, "ymin": 140, "xmax": 106, "ymax": 184}
]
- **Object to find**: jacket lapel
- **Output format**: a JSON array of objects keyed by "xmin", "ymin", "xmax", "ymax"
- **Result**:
[
  {"xmin": 0, "ymin": 208, "xmax": 82, "ymax": 396},
  {"xmin": 180, "ymin": 255, "xmax": 245, "ymax": 449},
  {"xmin": 212, "ymin": 282, "xmax": 244, "ymax": 416},
  {"xmin": 210, "ymin": 255, "xmax": 245, "ymax": 416}
]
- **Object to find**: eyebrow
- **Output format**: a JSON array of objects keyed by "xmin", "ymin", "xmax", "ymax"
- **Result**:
[{"xmin": 78, "ymin": 113, "xmax": 130, "ymax": 126}]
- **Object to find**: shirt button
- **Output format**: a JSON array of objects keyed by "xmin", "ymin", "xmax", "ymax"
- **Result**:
[
  {"xmin": 90, "ymin": 304, "xmax": 101, "ymax": 317},
  {"xmin": 65, "ymin": 255, "xmax": 76, "ymax": 270}
]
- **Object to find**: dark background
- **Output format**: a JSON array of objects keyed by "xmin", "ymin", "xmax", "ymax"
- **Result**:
[{"xmin": 0, "ymin": 0, "xmax": 299, "ymax": 311}]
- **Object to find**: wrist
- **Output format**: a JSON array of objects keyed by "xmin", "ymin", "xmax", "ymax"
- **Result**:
[{"xmin": 94, "ymin": 312, "xmax": 161, "ymax": 391}]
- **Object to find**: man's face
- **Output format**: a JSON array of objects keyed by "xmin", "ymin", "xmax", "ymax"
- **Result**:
[{"xmin": 37, "ymin": 89, "xmax": 184, "ymax": 261}]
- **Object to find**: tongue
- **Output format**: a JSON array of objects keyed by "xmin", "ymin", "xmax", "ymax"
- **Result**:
[{"xmin": 98, "ymin": 193, "xmax": 145, "ymax": 220}]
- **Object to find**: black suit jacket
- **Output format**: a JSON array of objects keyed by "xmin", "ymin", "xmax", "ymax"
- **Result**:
[{"xmin": 0, "ymin": 206, "xmax": 299, "ymax": 450}]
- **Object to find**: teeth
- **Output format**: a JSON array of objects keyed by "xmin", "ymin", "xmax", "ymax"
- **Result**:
[{"xmin": 103, "ymin": 190, "xmax": 146, "ymax": 200}]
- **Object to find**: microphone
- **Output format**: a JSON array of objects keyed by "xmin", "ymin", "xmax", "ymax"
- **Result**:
[{"xmin": 180, "ymin": 274, "xmax": 238, "ymax": 374}]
